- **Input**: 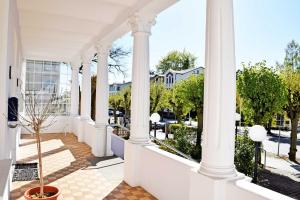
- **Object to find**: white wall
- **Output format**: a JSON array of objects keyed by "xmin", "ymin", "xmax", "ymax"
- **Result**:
[
  {"xmin": 21, "ymin": 116, "xmax": 71, "ymax": 134},
  {"xmin": 0, "ymin": 0, "xmax": 23, "ymax": 160},
  {"xmin": 84, "ymin": 120, "xmax": 96, "ymax": 148},
  {"xmin": 226, "ymin": 179, "xmax": 294, "ymax": 200},
  {"xmin": 127, "ymin": 144, "xmax": 295, "ymax": 200},
  {"xmin": 139, "ymin": 145, "xmax": 198, "ymax": 200}
]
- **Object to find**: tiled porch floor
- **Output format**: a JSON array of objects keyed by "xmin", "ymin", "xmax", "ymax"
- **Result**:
[{"xmin": 11, "ymin": 133, "xmax": 157, "ymax": 200}]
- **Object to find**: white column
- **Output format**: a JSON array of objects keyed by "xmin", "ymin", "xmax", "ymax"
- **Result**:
[
  {"xmin": 95, "ymin": 43, "xmax": 110, "ymax": 126},
  {"xmin": 93, "ymin": 42, "xmax": 111, "ymax": 157},
  {"xmin": 198, "ymin": 0, "xmax": 237, "ymax": 178},
  {"xmin": 124, "ymin": 14, "xmax": 155, "ymax": 187},
  {"xmin": 80, "ymin": 58, "xmax": 92, "ymax": 120},
  {"xmin": 78, "ymin": 56, "xmax": 91, "ymax": 142},
  {"xmin": 70, "ymin": 62, "xmax": 80, "ymax": 116},
  {"xmin": 0, "ymin": 0, "xmax": 10, "ymax": 160},
  {"xmin": 128, "ymin": 14, "xmax": 155, "ymax": 144}
]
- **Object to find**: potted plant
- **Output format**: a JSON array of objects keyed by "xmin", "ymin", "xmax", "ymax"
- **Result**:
[{"xmin": 11, "ymin": 92, "xmax": 61, "ymax": 199}]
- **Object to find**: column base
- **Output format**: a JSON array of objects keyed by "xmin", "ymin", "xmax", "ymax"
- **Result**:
[
  {"xmin": 189, "ymin": 168, "xmax": 243, "ymax": 200},
  {"xmin": 92, "ymin": 124, "xmax": 107, "ymax": 157},
  {"xmin": 106, "ymin": 126, "xmax": 114, "ymax": 156},
  {"xmin": 198, "ymin": 161, "xmax": 237, "ymax": 178},
  {"xmin": 124, "ymin": 141, "xmax": 144, "ymax": 187},
  {"xmin": 128, "ymin": 137, "xmax": 151, "ymax": 145},
  {"xmin": 69, "ymin": 115, "xmax": 80, "ymax": 135},
  {"xmin": 78, "ymin": 116, "xmax": 92, "ymax": 142}
]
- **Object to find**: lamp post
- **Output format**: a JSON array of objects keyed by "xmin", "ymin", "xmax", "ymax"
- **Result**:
[
  {"xmin": 150, "ymin": 113, "xmax": 160, "ymax": 138},
  {"xmin": 116, "ymin": 111, "xmax": 120, "ymax": 124},
  {"xmin": 235, "ymin": 113, "xmax": 241, "ymax": 140},
  {"xmin": 249, "ymin": 125, "xmax": 267, "ymax": 184}
]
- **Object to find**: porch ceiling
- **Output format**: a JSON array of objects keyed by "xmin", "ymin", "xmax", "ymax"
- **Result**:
[{"xmin": 17, "ymin": 0, "xmax": 178, "ymax": 62}]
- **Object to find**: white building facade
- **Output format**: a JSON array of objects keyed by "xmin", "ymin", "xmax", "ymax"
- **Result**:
[{"xmin": 164, "ymin": 66, "xmax": 204, "ymax": 88}]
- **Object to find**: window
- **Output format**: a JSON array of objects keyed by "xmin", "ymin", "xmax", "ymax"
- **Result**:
[{"xmin": 25, "ymin": 60, "xmax": 71, "ymax": 115}]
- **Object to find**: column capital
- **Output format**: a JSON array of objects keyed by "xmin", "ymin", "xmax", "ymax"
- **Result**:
[
  {"xmin": 128, "ymin": 13, "xmax": 156, "ymax": 34},
  {"xmin": 95, "ymin": 42, "xmax": 111, "ymax": 57}
]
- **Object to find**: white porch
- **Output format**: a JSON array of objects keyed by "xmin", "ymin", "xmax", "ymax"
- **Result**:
[{"xmin": 0, "ymin": 0, "xmax": 294, "ymax": 199}]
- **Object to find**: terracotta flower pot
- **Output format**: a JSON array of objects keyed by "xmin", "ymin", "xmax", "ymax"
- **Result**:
[{"xmin": 24, "ymin": 186, "xmax": 61, "ymax": 200}]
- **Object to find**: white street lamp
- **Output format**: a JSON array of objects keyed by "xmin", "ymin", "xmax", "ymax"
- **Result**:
[
  {"xmin": 249, "ymin": 125, "xmax": 267, "ymax": 142},
  {"xmin": 249, "ymin": 125, "xmax": 267, "ymax": 183},
  {"xmin": 150, "ymin": 113, "xmax": 160, "ymax": 138}
]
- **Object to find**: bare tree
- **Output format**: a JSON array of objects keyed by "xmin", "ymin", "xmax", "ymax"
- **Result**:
[
  {"xmin": 9, "ymin": 92, "xmax": 60, "ymax": 197},
  {"xmin": 79, "ymin": 46, "xmax": 131, "ymax": 77}
]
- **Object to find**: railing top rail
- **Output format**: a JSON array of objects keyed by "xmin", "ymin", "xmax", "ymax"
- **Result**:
[
  {"xmin": 107, "ymin": 123, "xmax": 130, "ymax": 132},
  {"xmin": 107, "ymin": 123, "xmax": 197, "ymax": 163},
  {"xmin": 149, "ymin": 135, "xmax": 197, "ymax": 162}
]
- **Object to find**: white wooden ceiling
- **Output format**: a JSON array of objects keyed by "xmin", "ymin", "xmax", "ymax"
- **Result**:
[{"xmin": 17, "ymin": 0, "xmax": 178, "ymax": 62}]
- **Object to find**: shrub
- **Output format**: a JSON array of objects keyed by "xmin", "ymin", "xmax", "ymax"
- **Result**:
[
  {"xmin": 168, "ymin": 123, "xmax": 197, "ymax": 135},
  {"xmin": 168, "ymin": 124, "xmax": 183, "ymax": 134},
  {"xmin": 173, "ymin": 127, "xmax": 193, "ymax": 154},
  {"xmin": 159, "ymin": 126, "xmax": 196, "ymax": 156},
  {"xmin": 190, "ymin": 145, "xmax": 201, "ymax": 160},
  {"xmin": 234, "ymin": 134, "xmax": 255, "ymax": 176}
]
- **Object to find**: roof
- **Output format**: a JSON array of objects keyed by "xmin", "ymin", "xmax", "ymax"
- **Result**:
[{"xmin": 165, "ymin": 66, "xmax": 204, "ymax": 75}]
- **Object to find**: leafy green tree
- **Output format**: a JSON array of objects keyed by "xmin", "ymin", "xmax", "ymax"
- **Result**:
[
  {"xmin": 278, "ymin": 40, "xmax": 300, "ymax": 161},
  {"xmin": 156, "ymin": 50, "xmax": 197, "ymax": 74},
  {"xmin": 150, "ymin": 82, "xmax": 168, "ymax": 114},
  {"xmin": 177, "ymin": 74, "xmax": 205, "ymax": 147},
  {"xmin": 237, "ymin": 61, "xmax": 287, "ymax": 125},
  {"xmin": 164, "ymin": 85, "xmax": 191, "ymax": 124},
  {"xmin": 120, "ymin": 86, "xmax": 131, "ymax": 124},
  {"xmin": 109, "ymin": 94, "xmax": 122, "ymax": 123}
]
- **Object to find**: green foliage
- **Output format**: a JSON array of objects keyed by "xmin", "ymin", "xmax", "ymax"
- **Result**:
[
  {"xmin": 156, "ymin": 50, "xmax": 197, "ymax": 74},
  {"xmin": 120, "ymin": 86, "xmax": 131, "ymax": 121},
  {"xmin": 277, "ymin": 40, "xmax": 300, "ymax": 161},
  {"xmin": 168, "ymin": 123, "xmax": 197, "ymax": 134},
  {"xmin": 234, "ymin": 135, "xmax": 255, "ymax": 176},
  {"xmin": 168, "ymin": 124, "xmax": 183, "ymax": 133},
  {"xmin": 150, "ymin": 82, "xmax": 168, "ymax": 114},
  {"xmin": 109, "ymin": 94, "xmax": 122, "ymax": 123},
  {"xmin": 177, "ymin": 74, "xmax": 205, "ymax": 112},
  {"xmin": 173, "ymin": 127, "xmax": 194, "ymax": 155},
  {"xmin": 237, "ymin": 61, "xmax": 287, "ymax": 125},
  {"xmin": 161, "ymin": 126, "xmax": 196, "ymax": 156},
  {"xmin": 177, "ymin": 74, "xmax": 205, "ymax": 146},
  {"xmin": 164, "ymin": 84, "xmax": 192, "ymax": 123},
  {"xmin": 190, "ymin": 145, "xmax": 202, "ymax": 160}
]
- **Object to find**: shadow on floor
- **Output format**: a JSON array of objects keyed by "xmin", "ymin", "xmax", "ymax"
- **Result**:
[{"xmin": 11, "ymin": 133, "xmax": 108, "ymax": 199}]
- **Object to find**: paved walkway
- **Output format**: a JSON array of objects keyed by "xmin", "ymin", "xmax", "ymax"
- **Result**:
[{"xmin": 11, "ymin": 133, "xmax": 156, "ymax": 200}]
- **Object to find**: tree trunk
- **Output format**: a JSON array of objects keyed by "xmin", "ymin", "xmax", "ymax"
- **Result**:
[
  {"xmin": 36, "ymin": 130, "xmax": 44, "ymax": 196},
  {"xmin": 196, "ymin": 110, "xmax": 203, "ymax": 147},
  {"xmin": 113, "ymin": 109, "xmax": 117, "ymax": 124},
  {"xmin": 289, "ymin": 117, "xmax": 299, "ymax": 161}
]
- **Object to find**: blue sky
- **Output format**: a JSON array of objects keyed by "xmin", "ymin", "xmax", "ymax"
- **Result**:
[{"xmin": 106, "ymin": 0, "xmax": 300, "ymax": 83}]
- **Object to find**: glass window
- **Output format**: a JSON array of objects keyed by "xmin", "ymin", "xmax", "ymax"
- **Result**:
[
  {"xmin": 35, "ymin": 61, "xmax": 43, "ymax": 72},
  {"xmin": 26, "ymin": 60, "xmax": 34, "ymax": 72},
  {"xmin": 44, "ymin": 61, "xmax": 52, "ymax": 71},
  {"xmin": 25, "ymin": 60, "xmax": 70, "ymax": 115}
]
